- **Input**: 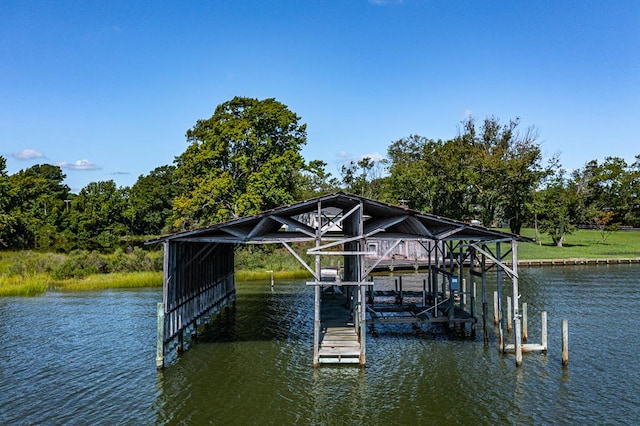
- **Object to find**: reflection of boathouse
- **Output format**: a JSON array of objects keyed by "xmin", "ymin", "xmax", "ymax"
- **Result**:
[{"xmin": 150, "ymin": 192, "xmax": 530, "ymax": 368}]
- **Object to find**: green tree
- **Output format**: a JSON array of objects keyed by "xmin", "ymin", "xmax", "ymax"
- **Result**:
[
  {"xmin": 536, "ymin": 164, "xmax": 585, "ymax": 247},
  {"xmin": 173, "ymin": 96, "xmax": 307, "ymax": 228},
  {"xmin": 384, "ymin": 135, "xmax": 441, "ymax": 211},
  {"xmin": 0, "ymin": 156, "xmax": 21, "ymax": 248},
  {"xmin": 69, "ymin": 180, "xmax": 129, "ymax": 250},
  {"xmin": 7, "ymin": 164, "xmax": 70, "ymax": 249},
  {"xmin": 340, "ymin": 157, "xmax": 385, "ymax": 199},
  {"xmin": 460, "ymin": 116, "xmax": 546, "ymax": 234},
  {"xmin": 294, "ymin": 160, "xmax": 340, "ymax": 200},
  {"xmin": 128, "ymin": 165, "xmax": 179, "ymax": 235}
]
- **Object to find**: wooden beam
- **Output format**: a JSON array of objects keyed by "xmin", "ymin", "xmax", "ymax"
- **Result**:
[
  {"xmin": 307, "ymin": 229, "xmax": 384, "ymax": 253},
  {"xmin": 282, "ymin": 241, "xmax": 319, "ymax": 280},
  {"xmin": 363, "ymin": 215, "xmax": 408, "ymax": 234},
  {"xmin": 435, "ymin": 226, "xmax": 465, "ymax": 240},
  {"xmin": 270, "ymin": 215, "xmax": 316, "ymax": 237}
]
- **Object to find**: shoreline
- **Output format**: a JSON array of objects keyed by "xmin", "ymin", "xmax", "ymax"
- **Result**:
[{"xmin": 516, "ymin": 257, "xmax": 640, "ymax": 267}]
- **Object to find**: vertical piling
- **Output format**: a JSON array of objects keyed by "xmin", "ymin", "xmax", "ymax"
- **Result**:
[
  {"xmin": 514, "ymin": 317, "xmax": 522, "ymax": 367},
  {"xmin": 541, "ymin": 311, "xmax": 548, "ymax": 351},
  {"xmin": 493, "ymin": 291, "xmax": 499, "ymax": 325},
  {"xmin": 461, "ymin": 278, "xmax": 466, "ymax": 312},
  {"xmin": 507, "ymin": 296, "xmax": 512, "ymax": 332},
  {"xmin": 482, "ymin": 251, "xmax": 488, "ymax": 345},
  {"xmin": 470, "ymin": 282, "xmax": 476, "ymax": 318},
  {"xmin": 522, "ymin": 302, "xmax": 528, "ymax": 343},
  {"xmin": 562, "ymin": 319, "xmax": 569, "ymax": 366},
  {"xmin": 156, "ymin": 302, "xmax": 165, "ymax": 369}
]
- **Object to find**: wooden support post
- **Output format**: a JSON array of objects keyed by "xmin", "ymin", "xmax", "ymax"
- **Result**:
[
  {"xmin": 496, "ymin": 242, "xmax": 503, "ymax": 336},
  {"xmin": 461, "ymin": 278, "xmax": 466, "ymax": 312},
  {"xmin": 499, "ymin": 326, "xmax": 504, "ymax": 353},
  {"xmin": 514, "ymin": 317, "xmax": 522, "ymax": 367},
  {"xmin": 507, "ymin": 296, "xmax": 512, "ymax": 332},
  {"xmin": 471, "ymin": 281, "xmax": 477, "ymax": 337},
  {"xmin": 493, "ymin": 291, "xmax": 499, "ymax": 325},
  {"xmin": 360, "ymin": 284, "xmax": 367, "ymax": 365},
  {"xmin": 313, "ymin": 201, "xmax": 321, "ymax": 368},
  {"xmin": 522, "ymin": 302, "xmax": 528, "ymax": 343},
  {"xmin": 156, "ymin": 302, "xmax": 165, "ymax": 369},
  {"xmin": 482, "ymin": 250, "xmax": 488, "ymax": 345},
  {"xmin": 399, "ymin": 275, "xmax": 403, "ymax": 304},
  {"xmin": 541, "ymin": 311, "xmax": 548, "ymax": 351},
  {"xmin": 470, "ymin": 282, "xmax": 476, "ymax": 318},
  {"xmin": 562, "ymin": 319, "xmax": 569, "ymax": 366}
]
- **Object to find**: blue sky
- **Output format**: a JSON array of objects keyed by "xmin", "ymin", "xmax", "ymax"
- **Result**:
[{"xmin": 1, "ymin": 0, "xmax": 638, "ymax": 192}]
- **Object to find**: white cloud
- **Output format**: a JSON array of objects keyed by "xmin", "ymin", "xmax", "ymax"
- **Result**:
[
  {"xmin": 359, "ymin": 152, "xmax": 385, "ymax": 162},
  {"xmin": 12, "ymin": 149, "xmax": 45, "ymax": 160},
  {"xmin": 56, "ymin": 159, "xmax": 101, "ymax": 171}
]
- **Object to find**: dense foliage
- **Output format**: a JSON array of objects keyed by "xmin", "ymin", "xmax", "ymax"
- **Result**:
[{"xmin": 1, "ymin": 96, "xmax": 638, "ymax": 253}]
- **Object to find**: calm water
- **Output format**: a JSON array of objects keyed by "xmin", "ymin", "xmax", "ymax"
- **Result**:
[{"xmin": 1, "ymin": 265, "xmax": 639, "ymax": 425}]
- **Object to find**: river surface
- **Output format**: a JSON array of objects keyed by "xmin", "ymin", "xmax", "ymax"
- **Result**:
[{"xmin": 1, "ymin": 265, "xmax": 639, "ymax": 425}]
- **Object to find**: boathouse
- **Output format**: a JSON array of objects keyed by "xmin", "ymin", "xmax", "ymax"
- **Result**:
[{"xmin": 149, "ymin": 192, "xmax": 530, "ymax": 368}]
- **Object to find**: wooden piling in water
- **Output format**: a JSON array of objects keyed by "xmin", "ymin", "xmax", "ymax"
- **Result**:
[
  {"xmin": 470, "ymin": 282, "xmax": 476, "ymax": 318},
  {"xmin": 156, "ymin": 302, "xmax": 165, "ymax": 369},
  {"xmin": 522, "ymin": 302, "xmax": 528, "ymax": 343},
  {"xmin": 541, "ymin": 311, "xmax": 548, "ymax": 351},
  {"xmin": 514, "ymin": 317, "xmax": 522, "ymax": 366},
  {"xmin": 493, "ymin": 291, "xmax": 499, "ymax": 325},
  {"xmin": 562, "ymin": 319, "xmax": 569, "ymax": 366},
  {"xmin": 461, "ymin": 278, "xmax": 466, "ymax": 312},
  {"xmin": 507, "ymin": 296, "xmax": 512, "ymax": 332}
]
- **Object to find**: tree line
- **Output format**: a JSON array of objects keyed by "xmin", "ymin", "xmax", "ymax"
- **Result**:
[{"xmin": 1, "ymin": 96, "xmax": 638, "ymax": 252}]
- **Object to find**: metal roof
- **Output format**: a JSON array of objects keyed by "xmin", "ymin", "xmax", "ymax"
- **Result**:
[{"xmin": 147, "ymin": 192, "xmax": 531, "ymax": 245}]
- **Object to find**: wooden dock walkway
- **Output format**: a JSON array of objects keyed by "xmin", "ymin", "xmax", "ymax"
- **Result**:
[
  {"xmin": 318, "ymin": 326, "xmax": 361, "ymax": 364},
  {"xmin": 318, "ymin": 287, "xmax": 361, "ymax": 364}
]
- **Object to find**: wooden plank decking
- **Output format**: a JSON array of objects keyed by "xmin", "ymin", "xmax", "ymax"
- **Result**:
[{"xmin": 318, "ymin": 326, "xmax": 361, "ymax": 364}]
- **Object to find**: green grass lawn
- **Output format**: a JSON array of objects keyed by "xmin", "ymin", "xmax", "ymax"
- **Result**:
[{"xmin": 514, "ymin": 228, "xmax": 640, "ymax": 260}]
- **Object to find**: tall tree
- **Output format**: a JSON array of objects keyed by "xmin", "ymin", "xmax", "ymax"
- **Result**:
[
  {"xmin": 340, "ymin": 157, "xmax": 385, "ymax": 199},
  {"xmin": 385, "ymin": 135, "xmax": 470, "ymax": 216},
  {"xmin": 536, "ymin": 163, "xmax": 586, "ymax": 247},
  {"xmin": 0, "ymin": 156, "xmax": 20, "ymax": 248},
  {"xmin": 128, "ymin": 165, "xmax": 179, "ymax": 235},
  {"xmin": 173, "ymin": 96, "xmax": 307, "ymax": 228},
  {"xmin": 7, "ymin": 164, "xmax": 70, "ymax": 249},
  {"xmin": 294, "ymin": 160, "xmax": 340, "ymax": 200},
  {"xmin": 460, "ymin": 116, "xmax": 546, "ymax": 234},
  {"xmin": 69, "ymin": 180, "xmax": 129, "ymax": 250}
]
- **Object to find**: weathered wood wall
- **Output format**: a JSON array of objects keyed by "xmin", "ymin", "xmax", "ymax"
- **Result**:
[{"xmin": 157, "ymin": 241, "xmax": 235, "ymax": 368}]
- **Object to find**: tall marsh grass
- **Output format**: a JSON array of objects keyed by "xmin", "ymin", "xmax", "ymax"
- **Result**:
[
  {"xmin": 235, "ymin": 270, "xmax": 311, "ymax": 282},
  {"xmin": 52, "ymin": 272, "xmax": 163, "ymax": 292},
  {"xmin": 0, "ymin": 274, "xmax": 50, "ymax": 297}
]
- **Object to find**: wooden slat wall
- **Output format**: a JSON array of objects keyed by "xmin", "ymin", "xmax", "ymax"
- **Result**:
[{"xmin": 161, "ymin": 241, "xmax": 235, "ymax": 364}]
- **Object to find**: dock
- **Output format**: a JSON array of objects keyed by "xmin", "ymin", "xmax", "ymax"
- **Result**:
[{"xmin": 317, "ymin": 287, "xmax": 361, "ymax": 364}]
